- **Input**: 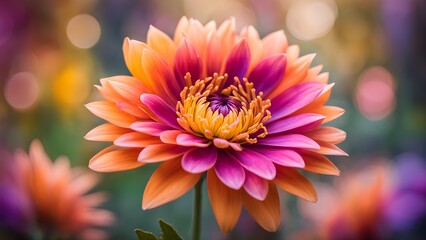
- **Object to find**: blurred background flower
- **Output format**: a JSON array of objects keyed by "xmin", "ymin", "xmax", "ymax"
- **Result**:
[
  {"xmin": 295, "ymin": 154, "xmax": 426, "ymax": 239},
  {"xmin": 0, "ymin": 0, "xmax": 425, "ymax": 239},
  {"xmin": 0, "ymin": 140, "xmax": 114, "ymax": 240},
  {"xmin": 0, "ymin": 146, "xmax": 32, "ymax": 240}
]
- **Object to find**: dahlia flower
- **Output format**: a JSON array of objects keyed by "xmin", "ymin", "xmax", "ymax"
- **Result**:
[
  {"xmin": 12, "ymin": 140, "xmax": 114, "ymax": 239},
  {"xmin": 86, "ymin": 17, "xmax": 346, "ymax": 232}
]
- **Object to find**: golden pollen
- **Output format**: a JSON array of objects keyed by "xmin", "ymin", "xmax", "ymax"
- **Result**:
[{"xmin": 176, "ymin": 73, "xmax": 271, "ymax": 149}]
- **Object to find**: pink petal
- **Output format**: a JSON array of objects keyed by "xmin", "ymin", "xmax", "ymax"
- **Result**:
[
  {"xmin": 232, "ymin": 148, "xmax": 276, "ymax": 180},
  {"xmin": 213, "ymin": 138, "xmax": 231, "ymax": 148},
  {"xmin": 213, "ymin": 138, "xmax": 243, "ymax": 151},
  {"xmin": 240, "ymin": 26, "xmax": 262, "ymax": 70},
  {"xmin": 243, "ymin": 171, "xmax": 269, "ymax": 201},
  {"xmin": 248, "ymin": 54, "xmax": 287, "ymax": 96},
  {"xmin": 97, "ymin": 80, "xmax": 123, "ymax": 103},
  {"xmin": 206, "ymin": 33, "xmax": 223, "ymax": 76},
  {"xmin": 114, "ymin": 132, "xmax": 161, "ymax": 148},
  {"xmin": 173, "ymin": 16, "xmax": 190, "ymax": 45},
  {"xmin": 174, "ymin": 38, "xmax": 202, "ymax": 86},
  {"xmin": 223, "ymin": 39, "xmax": 251, "ymax": 85},
  {"xmin": 214, "ymin": 151, "xmax": 245, "ymax": 190},
  {"xmin": 137, "ymin": 144, "xmax": 189, "ymax": 163},
  {"xmin": 261, "ymin": 30, "xmax": 288, "ymax": 56},
  {"xmin": 98, "ymin": 76, "xmax": 145, "ymax": 104},
  {"xmin": 116, "ymin": 101, "xmax": 147, "ymax": 118},
  {"xmin": 130, "ymin": 121, "xmax": 173, "ymax": 136},
  {"xmin": 140, "ymin": 94, "xmax": 180, "ymax": 129},
  {"xmin": 160, "ymin": 130, "xmax": 184, "ymax": 144},
  {"xmin": 206, "ymin": 18, "xmax": 236, "ymax": 77},
  {"xmin": 266, "ymin": 113, "xmax": 325, "ymax": 134},
  {"xmin": 269, "ymin": 82, "xmax": 325, "ymax": 122},
  {"xmin": 182, "ymin": 146, "xmax": 217, "ymax": 173},
  {"xmin": 176, "ymin": 134, "xmax": 210, "ymax": 147},
  {"xmin": 185, "ymin": 20, "xmax": 209, "ymax": 59},
  {"xmin": 258, "ymin": 134, "xmax": 320, "ymax": 150},
  {"xmin": 252, "ymin": 147, "xmax": 305, "ymax": 168},
  {"xmin": 107, "ymin": 77, "xmax": 144, "ymax": 104}
]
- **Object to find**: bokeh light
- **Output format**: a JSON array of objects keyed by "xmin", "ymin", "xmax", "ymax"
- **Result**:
[
  {"xmin": 183, "ymin": 0, "xmax": 226, "ymax": 23},
  {"xmin": 355, "ymin": 66, "xmax": 396, "ymax": 121},
  {"xmin": 53, "ymin": 65, "xmax": 91, "ymax": 108},
  {"xmin": 286, "ymin": 0, "xmax": 337, "ymax": 41},
  {"xmin": 184, "ymin": 0, "xmax": 255, "ymax": 27},
  {"xmin": 209, "ymin": 1, "xmax": 256, "ymax": 28},
  {"xmin": 4, "ymin": 72, "xmax": 39, "ymax": 111},
  {"xmin": 66, "ymin": 14, "xmax": 101, "ymax": 49}
]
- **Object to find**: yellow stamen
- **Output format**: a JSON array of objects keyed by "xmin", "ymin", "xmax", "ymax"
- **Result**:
[{"xmin": 176, "ymin": 73, "xmax": 271, "ymax": 149}]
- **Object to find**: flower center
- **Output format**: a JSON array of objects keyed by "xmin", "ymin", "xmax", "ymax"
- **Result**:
[
  {"xmin": 176, "ymin": 73, "xmax": 271, "ymax": 150},
  {"xmin": 206, "ymin": 94, "xmax": 242, "ymax": 116}
]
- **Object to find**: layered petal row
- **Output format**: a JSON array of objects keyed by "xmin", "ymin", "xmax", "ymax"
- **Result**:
[{"xmin": 85, "ymin": 16, "xmax": 347, "ymax": 233}]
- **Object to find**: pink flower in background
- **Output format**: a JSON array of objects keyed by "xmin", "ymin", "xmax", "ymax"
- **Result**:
[{"xmin": 86, "ymin": 17, "xmax": 346, "ymax": 232}]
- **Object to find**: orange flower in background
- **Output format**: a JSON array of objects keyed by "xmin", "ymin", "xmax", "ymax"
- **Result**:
[
  {"xmin": 296, "ymin": 155, "xmax": 426, "ymax": 240},
  {"xmin": 85, "ymin": 17, "xmax": 346, "ymax": 232},
  {"xmin": 14, "ymin": 140, "xmax": 114, "ymax": 239},
  {"xmin": 323, "ymin": 164, "xmax": 388, "ymax": 239}
]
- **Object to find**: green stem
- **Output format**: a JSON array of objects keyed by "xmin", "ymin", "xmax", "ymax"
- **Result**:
[{"xmin": 192, "ymin": 178, "xmax": 203, "ymax": 240}]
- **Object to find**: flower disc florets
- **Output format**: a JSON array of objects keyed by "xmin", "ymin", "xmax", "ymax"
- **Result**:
[{"xmin": 176, "ymin": 73, "xmax": 271, "ymax": 150}]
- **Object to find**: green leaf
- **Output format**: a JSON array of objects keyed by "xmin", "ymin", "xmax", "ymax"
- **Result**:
[
  {"xmin": 159, "ymin": 219, "xmax": 183, "ymax": 240},
  {"xmin": 134, "ymin": 229, "xmax": 158, "ymax": 240}
]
